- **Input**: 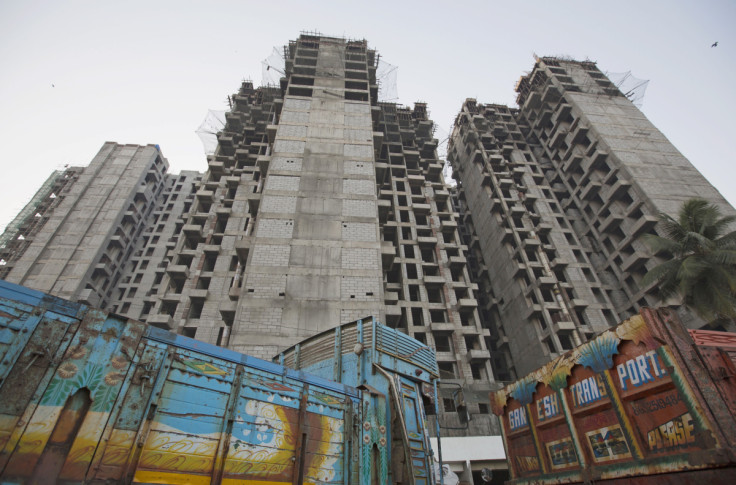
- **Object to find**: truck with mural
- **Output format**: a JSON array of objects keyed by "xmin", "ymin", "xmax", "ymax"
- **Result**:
[
  {"xmin": 275, "ymin": 317, "xmax": 440, "ymax": 485},
  {"xmin": 491, "ymin": 307, "xmax": 736, "ymax": 484},
  {"xmin": 0, "ymin": 279, "xmax": 440, "ymax": 484}
]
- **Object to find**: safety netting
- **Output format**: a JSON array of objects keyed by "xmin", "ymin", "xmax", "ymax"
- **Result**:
[
  {"xmin": 605, "ymin": 71, "xmax": 649, "ymax": 107},
  {"xmin": 195, "ymin": 110, "xmax": 226, "ymax": 155}
]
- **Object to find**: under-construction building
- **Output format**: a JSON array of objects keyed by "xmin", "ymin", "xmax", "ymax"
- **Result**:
[
  {"xmin": 0, "ymin": 143, "xmax": 202, "ymax": 307},
  {"xmin": 448, "ymin": 57, "xmax": 736, "ymax": 378},
  {"xmin": 0, "ymin": 35, "xmax": 503, "ymax": 480}
]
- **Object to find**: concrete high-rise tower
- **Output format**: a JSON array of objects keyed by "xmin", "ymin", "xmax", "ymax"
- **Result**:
[
  {"xmin": 448, "ymin": 57, "xmax": 736, "ymax": 378},
  {"xmin": 0, "ymin": 143, "xmax": 193, "ymax": 307}
]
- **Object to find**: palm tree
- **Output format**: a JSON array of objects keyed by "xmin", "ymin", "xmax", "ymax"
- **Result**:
[{"xmin": 640, "ymin": 198, "xmax": 736, "ymax": 322}]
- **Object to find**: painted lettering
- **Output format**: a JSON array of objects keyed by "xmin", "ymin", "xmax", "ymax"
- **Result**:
[
  {"xmin": 509, "ymin": 407, "xmax": 528, "ymax": 431},
  {"xmin": 630, "ymin": 390, "xmax": 681, "ymax": 416},
  {"xmin": 515, "ymin": 455, "xmax": 540, "ymax": 473},
  {"xmin": 646, "ymin": 413, "xmax": 695, "ymax": 452},
  {"xmin": 536, "ymin": 393, "xmax": 560, "ymax": 421},
  {"xmin": 617, "ymin": 350, "xmax": 668, "ymax": 391},
  {"xmin": 571, "ymin": 375, "xmax": 607, "ymax": 407}
]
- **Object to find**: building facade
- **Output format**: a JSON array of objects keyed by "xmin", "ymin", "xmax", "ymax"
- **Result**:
[
  {"xmin": 0, "ymin": 143, "xmax": 200, "ymax": 309},
  {"xmin": 448, "ymin": 57, "xmax": 736, "ymax": 378}
]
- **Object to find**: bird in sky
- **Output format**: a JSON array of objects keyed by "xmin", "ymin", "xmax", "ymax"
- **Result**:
[{"xmin": 712, "ymin": 41, "xmax": 718, "ymax": 47}]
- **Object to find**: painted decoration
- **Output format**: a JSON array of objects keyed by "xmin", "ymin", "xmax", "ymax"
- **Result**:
[
  {"xmin": 0, "ymin": 280, "xmax": 439, "ymax": 484},
  {"xmin": 492, "ymin": 310, "xmax": 736, "ymax": 484},
  {"xmin": 546, "ymin": 437, "xmax": 578, "ymax": 470},
  {"xmin": 585, "ymin": 425, "xmax": 631, "ymax": 463}
]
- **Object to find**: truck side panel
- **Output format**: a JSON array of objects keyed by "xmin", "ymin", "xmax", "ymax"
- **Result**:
[
  {"xmin": 0, "ymin": 280, "xmax": 357, "ymax": 484},
  {"xmin": 491, "ymin": 309, "xmax": 736, "ymax": 484}
]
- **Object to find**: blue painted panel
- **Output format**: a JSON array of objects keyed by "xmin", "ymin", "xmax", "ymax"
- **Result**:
[
  {"xmin": 0, "ymin": 279, "xmax": 87, "ymax": 318},
  {"xmin": 152, "ymin": 413, "xmax": 223, "ymax": 437},
  {"xmin": 305, "ymin": 403, "xmax": 346, "ymax": 420},
  {"xmin": 145, "ymin": 325, "xmax": 359, "ymax": 398},
  {"xmin": 158, "ymin": 394, "xmax": 229, "ymax": 419},
  {"xmin": 166, "ymin": 368, "xmax": 234, "ymax": 394},
  {"xmin": 239, "ymin": 386, "xmax": 302, "ymax": 410}
]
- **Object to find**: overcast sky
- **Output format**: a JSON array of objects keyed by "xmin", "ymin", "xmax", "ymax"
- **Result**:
[{"xmin": 1, "ymin": 0, "xmax": 734, "ymax": 232}]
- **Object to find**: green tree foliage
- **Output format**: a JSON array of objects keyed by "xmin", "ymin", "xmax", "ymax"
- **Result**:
[{"xmin": 640, "ymin": 198, "xmax": 736, "ymax": 321}]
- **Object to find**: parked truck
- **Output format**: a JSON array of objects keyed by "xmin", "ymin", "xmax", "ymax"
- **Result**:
[
  {"xmin": 491, "ymin": 307, "xmax": 736, "ymax": 484},
  {"xmin": 0, "ymin": 279, "xmax": 440, "ymax": 484},
  {"xmin": 275, "ymin": 316, "xmax": 440, "ymax": 485}
]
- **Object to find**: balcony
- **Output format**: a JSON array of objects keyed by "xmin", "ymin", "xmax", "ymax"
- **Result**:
[
  {"xmin": 373, "ymin": 131, "xmax": 384, "ymax": 151},
  {"xmin": 147, "ymin": 314, "xmax": 174, "ymax": 330},
  {"xmin": 440, "ymin": 219, "xmax": 458, "ymax": 233},
  {"xmin": 552, "ymin": 103, "xmax": 572, "ymax": 124},
  {"xmin": 580, "ymin": 181, "xmax": 602, "ymax": 201},
  {"xmin": 381, "ymin": 241, "xmax": 396, "ymax": 267},
  {"xmin": 466, "ymin": 349, "xmax": 490, "ymax": 362},
  {"xmin": 257, "ymin": 155, "xmax": 271, "ymax": 176},
  {"xmin": 189, "ymin": 289, "xmax": 208, "ymax": 300},
  {"xmin": 266, "ymin": 124, "xmax": 278, "ymax": 144},
  {"xmin": 417, "ymin": 236, "xmax": 438, "ymax": 247},
  {"xmin": 521, "ymin": 238, "xmax": 541, "ymax": 249},
  {"xmin": 93, "ymin": 263, "xmax": 111, "ymax": 278},
  {"xmin": 166, "ymin": 265, "xmax": 189, "ymax": 279},
  {"xmin": 523, "ymin": 304, "xmax": 543, "ymax": 319},
  {"xmin": 457, "ymin": 298, "xmax": 478, "ymax": 310},
  {"xmin": 630, "ymin": 215, "xmax": 659, "ymax": 238},
  {"xmin": 235, "ymin": 238, "xmax": 251, "ymax": 261},
  {"xmin": 196, "ymin": 189, "xmax": 214, "ymax": 202},
  {"xmin": 449, "ymin": 255, "xmax": 467, "ymax": 268},
  {"xmin": 538, "ymin": 276, "xmax": 556, "ymax": 287},
  {"xmin": 378, "ymin": 199, "xmax": 391, "ymax": 223},
  {"xmin": 599, "ymin": 212, "xmax": 624, "ymax": 233},
  {"xmin": 434, "ymin": 188, "xmax": 449, "ymax": 201},
  {"xmin": 424, "ymin": 275, "xmax": 445, "ymax": 286},
  {"xmin": 489, "ymin": 197, "xmax": 503, "ymax": 214},
  {"xmin": 523, "ymin": 91, "xmax": 541, "ymax": 111},
  {"xmin": 430, "ymin": 321, "xmax": 455, "ymax": 333},
  {"xmin": 552, "ymin": 319, "xmax": 576, "ymax": 333},
  {"xmin": 161, "ymin": 293, "xmax": 182, "ymax": 303},
  {"xmin": 403, "ymin": 149, "xmax": 420, "ymax": 163},
  {"xmin": 384, "ymin": 304, "xmax": 402, "ymax": 326},
  {"xmin": 407, "ymin": 174, "xmax": 424, "ymax": 186},
  {"xmin": 182, "ymin": 224, "xmax": 203, "ymax": 236},
  {"xmin": 426, "ymin": 162, "xmax": 443, "ymax": 176},
  {"xmin": 622, "ymin": 253, "xmax": 648, "ymax": 273},
  {"xmin": 563, "ymin": 152, "xmax": 584, "ymax": 173},
  {"xmin": 201, "ymin": 244, "xmax": 220, "ymax": 254},
  {"xmin": 413, "ymin": 203, "xmax": 431, "ymax": 214},
  {"xmin": 108, "ymin": 235, "xmax": 124, "ymax": 248},
  {"xmin": 536, "ymin": 222, "xmax": 553, "ymax": 234},
  {"xmin": 550, "ymin": 127, "xmax": 568, "ymax": 149},
  {"xmin": 570, "ymin": 298, "xmax": 588, "ymax": 309},
  {"xmin": 605, "ymin": 179, "xmax": 632, "ymax": 202}
]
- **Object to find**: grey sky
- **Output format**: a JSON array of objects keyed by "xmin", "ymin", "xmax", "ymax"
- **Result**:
[{"xmin": 1, "ymin": 0, "xmax": 734, "ymax": 232}]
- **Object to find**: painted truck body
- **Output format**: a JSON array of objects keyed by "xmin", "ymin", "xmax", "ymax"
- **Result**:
[
  {"xmin": 276, "ymin": 318, "xmax": 440, "ymax": 485},
  {"xmin": 0, "ymin": 279, "xmax": 439, "ymax": 484},
  {"xmin": 491, "ymin": 308, "xmax": 736, "ymax": 484}
]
